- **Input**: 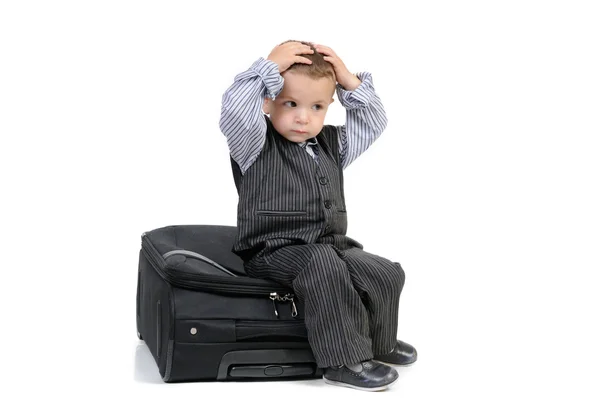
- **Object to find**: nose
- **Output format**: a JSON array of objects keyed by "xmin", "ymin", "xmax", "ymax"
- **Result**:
[{"xmin": 295, "ymin": 109, "xmax": 309, "ymax": 125}]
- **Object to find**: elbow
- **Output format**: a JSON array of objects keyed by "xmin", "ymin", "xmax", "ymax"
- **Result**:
[
  {"xmin": 219, "ymin": 106, "xmax": 237, "ymax": 136},
  {"xmin": 219, "ymin": 116, "xmax": 228, "ymax": 136},
  {"xmin": 377, "ymin": 112, "xmax": 388, "ymax": 135},
  {"xmin": 218, "ymin": 110, "xmax": 228, "ymax": 133}
]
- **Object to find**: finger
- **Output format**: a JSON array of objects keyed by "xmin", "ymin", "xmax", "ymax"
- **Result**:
[
  {"xmin": 315, "ymin": 45, "xmax": 335, "ymax": 55},
  {"xmin": 314, "ymin": 45, "xmax": 328, "ymax": 54},
  {"xmin": 287, "ymin": 41, "xmax": 311, "ymax": 49},
  {"xmin": 282, "ymin": 41, "xmax": 312, "ymax": 52},
  {"xmin": 290, "ymin": 44, "xmax": 313, "ymax": 55},
  {"xmin": 294, "ymin": 56, "xmax": 313, "ymax": 64},
  {"xmin": 322, "ymin": 55, "xmax": 338, "ymax": 65},
  {"xmin": 298, "ymin": 46, "xmax": 314, "ymax": 54}
]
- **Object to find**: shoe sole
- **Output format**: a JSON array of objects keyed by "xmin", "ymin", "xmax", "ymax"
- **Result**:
[
  {"xmin": 374, "ymin": 359, "xmax": 417, "ymax": 367},
  {"xmin": 323, "ymin": 376, "xmax": 398, "ymax": 392}
]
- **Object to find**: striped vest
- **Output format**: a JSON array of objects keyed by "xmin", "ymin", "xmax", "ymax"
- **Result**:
[{"xmin": 231, "ymin": 116, "xmax": 362, "ymax": 262}]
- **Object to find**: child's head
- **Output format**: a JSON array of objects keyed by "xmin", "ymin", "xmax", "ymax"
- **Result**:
[{"xmin": 263, "ymin": 40, "xmax": 336, "ymax": 143}]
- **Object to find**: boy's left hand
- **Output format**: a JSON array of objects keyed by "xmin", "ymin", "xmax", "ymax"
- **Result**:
[{"xmin": 314, "ymin": 44, "xmax": 362, "ymax": 91}]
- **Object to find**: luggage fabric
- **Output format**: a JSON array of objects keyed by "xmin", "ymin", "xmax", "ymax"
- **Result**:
[{"xmin": 136, "ymin": 225, "xmax": 321, "ymax": 382}]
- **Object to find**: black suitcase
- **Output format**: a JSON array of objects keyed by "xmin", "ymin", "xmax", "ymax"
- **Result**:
[{"xmin": 136, "ymin": 224, "xmax": 321, "ymax": 382}]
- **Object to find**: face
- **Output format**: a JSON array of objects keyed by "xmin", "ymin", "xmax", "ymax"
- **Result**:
[{"xmin": 263, "ymin": 71, "xmax": 335, "ymax": 143}]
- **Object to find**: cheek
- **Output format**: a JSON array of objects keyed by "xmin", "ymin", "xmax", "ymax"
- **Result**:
[
  {"xmin": 280, "ymin": 110, "xmax": 295, "ymax": 123},
  {"xmin": 271, "ymin": 112, "xmax": 292, "ymax": 131},
  {"xmin": 314, "ymin": 111, "xmax": 327, "ymax": 123}
]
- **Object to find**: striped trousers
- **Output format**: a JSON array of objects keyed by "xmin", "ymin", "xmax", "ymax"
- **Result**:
[{"xmin": 246, "ymin": 241, "xmax": 405, "ymax": 368}]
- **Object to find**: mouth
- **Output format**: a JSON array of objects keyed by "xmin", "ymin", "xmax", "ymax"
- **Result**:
[{"xmin": 291, "ymin": 130, "xmax": 308, "ymax": 134}]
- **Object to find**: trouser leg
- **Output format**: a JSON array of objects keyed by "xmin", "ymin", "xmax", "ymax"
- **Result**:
[
  {"xmin": 246, "ymin": 243, "xmax": 373, "ymax": 367},
  {"xmin": 340, "ymin": 247, "xmax": 406, "ymax": 355}
]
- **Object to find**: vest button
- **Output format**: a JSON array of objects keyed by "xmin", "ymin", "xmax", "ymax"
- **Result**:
[
  {"xmin": 319, "ymin": 177, "xmax": 328, "ymax": 185},
  {"xmin": 324, "ymin": 200, "xmax": 332, "ymax": 209}
]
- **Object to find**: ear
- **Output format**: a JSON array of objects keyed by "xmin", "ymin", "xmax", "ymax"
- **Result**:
[
  {"xmin": 262, "ymin": 97, "xmax": 271, "ymax": 114},
  {"xmin": 329, "ymin": 98, "xmax": 335, "ymax": 104}
]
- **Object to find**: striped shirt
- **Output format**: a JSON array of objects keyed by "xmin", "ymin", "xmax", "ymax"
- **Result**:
[{"xmin": 219, "ymin": 58, "xmax": 387, "ymax": 174}]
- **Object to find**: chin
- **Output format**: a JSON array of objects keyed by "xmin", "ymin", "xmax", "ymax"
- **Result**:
[{"xmin": 287, "ymin": 136, "xmax": 306, "ymax": 142}]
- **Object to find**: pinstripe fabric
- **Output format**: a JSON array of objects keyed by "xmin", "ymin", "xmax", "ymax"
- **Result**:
[
  {"xmin": 246, "ymin": 244, "xmax": 405, "ymax": 367},
  {"xmin": 335, "ymin": 71, "xmax": 388, "ymax": 170},
  {"xmin": 219, "ymin": 58, "xmax": 387, "ymax": 174},
  {"xmin": 231, "ymin": 116, "xmax": 361, "ymax": 262},
  {"xmin": 229, "ymin": 116, "xmax": 405, "ymax": 367},
  {"xmin": 340, "ymin": 248, "xmax": 405, "ymax": 356},
  {"xmin": 221, "ymin": 57, "xmax": 403, "ymax": 368}
]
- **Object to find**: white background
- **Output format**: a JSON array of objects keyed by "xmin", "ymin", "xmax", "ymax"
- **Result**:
[{"xmin": 1, "ymin": 1, "xmax": 599, "ymax": 397}]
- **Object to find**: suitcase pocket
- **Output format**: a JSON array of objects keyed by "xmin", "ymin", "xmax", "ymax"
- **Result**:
[
  {"xmin": 236, "ymin": 320, "xmax": 308, "ymax": 342},
  {"xmin": 176, "ymin": 319, "xmax": 307, "ymax": 343}
]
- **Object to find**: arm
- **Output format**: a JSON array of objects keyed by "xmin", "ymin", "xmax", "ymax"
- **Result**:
[
  {"xmin": 220, "ymin": 42, "xmax": 314, "ymax": 174},
  {"xmin": 219, "ymin": 58, "xmax": 282, "ymax": 174},
  {"xmin": 335, "ymin": 72, "xmax": 388, "ymax": 170},
  {"xmin": 313, "ymin": 44, "xmax": 388, "ymax": 169}
]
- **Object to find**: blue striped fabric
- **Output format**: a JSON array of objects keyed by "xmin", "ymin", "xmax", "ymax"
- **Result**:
[{"xmin": 220, "ymin": 58, "xmax": 388, "ymax": 174}]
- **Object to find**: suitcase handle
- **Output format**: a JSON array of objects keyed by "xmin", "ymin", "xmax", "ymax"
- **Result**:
[
  {"xmin": 163, "ymin": 250, "xmax": 237, "ymax": 277},
  {"xmin": 217, "ymin": 349, "xmax": 319, "ymax": 380},
  {"xmin": 229, "ymin": 364, "xmax": 315, "ymax": 378}
]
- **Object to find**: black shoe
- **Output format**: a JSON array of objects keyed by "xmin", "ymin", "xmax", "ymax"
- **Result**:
[
  {"xmin": 323, "ymin": 360, "xmax": 398, "ymax": 391},
  {"xmin": 374, "ymin": 340, "xmax": 418, "ymax": 366}
]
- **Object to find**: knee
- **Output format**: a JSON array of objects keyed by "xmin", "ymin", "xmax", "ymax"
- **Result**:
[
  {"xmin": 377, "ymin": 261, "xmax": 405, "ymax": 296},
  {"xmin": 393, "ymin": 262, "xmax": 406, "ymax": 291}
]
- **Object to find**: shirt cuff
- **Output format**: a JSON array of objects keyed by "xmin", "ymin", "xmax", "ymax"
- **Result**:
[
  {"xmin": 250, "ymin": 57, "xmax": 283, "ymax": 99},
  {"xmin": 336, "ymin": 71, "xmax": 375, "ymax": 109}
]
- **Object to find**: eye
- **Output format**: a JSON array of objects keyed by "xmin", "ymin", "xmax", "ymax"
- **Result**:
[
  {"xmin": 312, "ymin": 104, "xmax": 323, "ymax": 110},
  {"xmin": 283, "ymin": 101, "xmax": 297, "ymax": 107}
]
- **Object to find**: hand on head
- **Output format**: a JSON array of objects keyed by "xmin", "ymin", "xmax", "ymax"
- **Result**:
[
  {"xmin": 267, "ymin": 41, "xmax": 361, "ymax": 91},
  {"xmin": 267, "ymin": 42, "xmax": 314, "ymax": 73},
  {"xmin": 311, "ymin": 44, "xmax": 362, "ymax": 91}
]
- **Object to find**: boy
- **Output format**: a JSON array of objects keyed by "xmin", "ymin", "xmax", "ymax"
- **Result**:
[{"xmin": 219, "ymin": 40, "xmax": 416, "ymax": 391}]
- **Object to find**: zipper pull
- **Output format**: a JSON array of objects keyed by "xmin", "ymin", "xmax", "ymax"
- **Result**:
[
  {"xmin": 282, "ymin": 293, "xmax": 298, "ymax": 318},
  {"xmin": 290, "ymin": 296, "xmax": 298, "ymax": 318},
  {"xmin": 269, "ymin": 292, "xmax": 279, "ymax": 318}
]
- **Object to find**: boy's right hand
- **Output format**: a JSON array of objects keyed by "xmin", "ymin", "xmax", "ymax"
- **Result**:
[{"xmin": 267, "ymin": 42, "xmax": 313, "ymax": 74}]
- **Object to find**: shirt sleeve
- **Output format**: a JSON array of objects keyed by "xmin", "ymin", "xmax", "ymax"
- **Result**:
[
  {"xmin": 335, "ymin": 72, "xmax": 388, "ymax": 170},
  {"xmin": 219, "ymin": 58, "xmax": 283, "ymax": 174}
]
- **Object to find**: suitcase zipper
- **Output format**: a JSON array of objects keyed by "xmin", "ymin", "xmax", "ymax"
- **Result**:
[{"xmin": 269, "ymin": 292, "xmax": 298, "ymax": 318}]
